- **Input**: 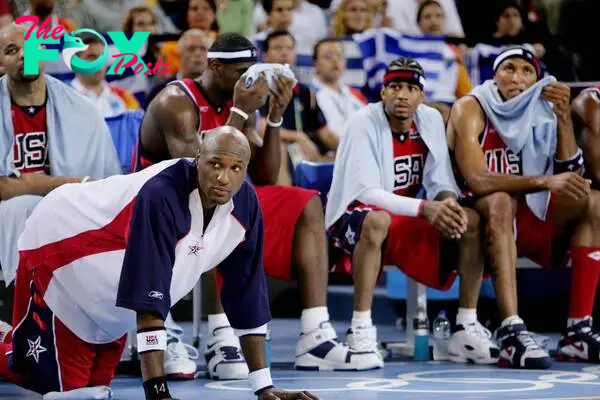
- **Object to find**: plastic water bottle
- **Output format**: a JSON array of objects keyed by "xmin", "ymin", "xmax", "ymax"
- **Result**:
[
  {"xmin": 413, "ymin": 309, "xmax": 430, "ymax": 361},
  {"xmin": 432, "ymin": 310, "xmax": 452, "ymax": 360},
  {"xmin": 265, "ymin": 326, "xmax": 271, "ymax": 368}
]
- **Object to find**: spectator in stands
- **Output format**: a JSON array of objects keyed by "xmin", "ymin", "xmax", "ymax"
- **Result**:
[
  {"xmin": 387, "ymin": 0, "xmax": 464, "ymax": 37},
  {"xmin": 0, "ymin": 0, "xmax": 13, "ymax": 28},
  {"xmin": 22, "ymin": 0, "xmax": 77, "ymax": 32},
  {"xmin": 493, "ymin": 1, "xmax": 545, "ymax": 59},
  {"xmin": 311, "ymin": 38, "xmax": 366, "ymax": 139},
  {"xmin": 417, "ymin": 0, "xmax": 472, "ymax": 123},
  {"xmin": 176, "ymin": 0, "xmax": 218, "ymax": 41},
  {"xmin": 216, "ymin": 0, "xmax": 253, "ymax": 36},
  {"xmin": 329, "ymin": 0, "xmax": 372, "ymax": 37},
  {"xmin": 69, "ymin": 33, "xmax": 141, "ymax": 118},
  {"xmin": 367, "ymin": 0, "xmax": 392, "ymax": 28},
  {"xmin": 0, "ymin": 23, "xmax": 121, "ymax": 289},
  {"xmin": 254, "ymin": 0, "xmax": 327, "ymax": 45},
  {"xmin": 259, "ymin": 30, "xmax": 338, "ymax": 185},
  {"xmin": 253, "ymin": 0, "xmax": 294, "ymax": 50},
  {"xmin": 572, "ymin": 86, "xmax": 600, "ymax": 188},
  {"xmin": 449, "ymin": 47, "xmax": 600, "ymax": 367},
  {"xmin": 146, "ymin": 29, "xmax": 213, "ymax": 106}
]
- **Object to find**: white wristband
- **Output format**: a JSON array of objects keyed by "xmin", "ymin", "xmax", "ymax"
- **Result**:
[
  {"xmin": 248, "ymin": 368, "xmax": 273, "ymax": 394},
  {"xmin": 230, "ymin": 106, "xmax": 249, "ymax": 121},
  {"xmin": 266, "ymin": 117, "xmax": 283, "ymax": 128},
  {"xmin": 136, "ymin": 329, "xmax": 167, "ymax": 354},
  {"xmin": 81, "ymin": 176, "xmax": 90, "ymax": 183}
]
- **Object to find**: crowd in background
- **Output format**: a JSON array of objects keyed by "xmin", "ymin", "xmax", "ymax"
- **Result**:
[{"xmin": 0, "ymin": 0, "xmax": 597, "ymax": 184}]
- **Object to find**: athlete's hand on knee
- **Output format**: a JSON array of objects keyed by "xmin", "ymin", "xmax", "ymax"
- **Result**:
[
  {"xmin": 267, "ymin": 74, "xmax": 294, "ymax": 121},
  {"xmin": 544, "ymin": 172, "xmax": 591, "ymax": 200},
  {"xmin": 422, "ymin": 199, "xmax": 467, "ymax": 239},
  {"xmin": 233, "ymin": 72, "xmax": 270, "ymax": 114},
  {"xmin": 258, "ymin": 387, "xmax": 319, "ymax": 399}
]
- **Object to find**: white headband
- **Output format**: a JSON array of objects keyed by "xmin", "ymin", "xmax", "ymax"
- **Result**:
[{"xmin": 207, "ymin": 49, "xmax": 256, "ymax": 59}]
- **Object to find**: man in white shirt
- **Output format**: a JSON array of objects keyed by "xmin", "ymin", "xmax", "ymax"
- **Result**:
[
  {"xmin": 311, "ymin": 38, "xmax": 367, "ymax": 139},
  {"xmin": 70, "ymin": 32, "xmax": 140, "ymax": 118}
]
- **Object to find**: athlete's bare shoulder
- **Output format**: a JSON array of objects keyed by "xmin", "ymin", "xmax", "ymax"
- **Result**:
[{"xmin": 447, "ymin": 95, "xmax": 486, "ymax": 149}]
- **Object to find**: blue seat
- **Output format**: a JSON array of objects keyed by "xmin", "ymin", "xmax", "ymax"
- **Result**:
[
  {"xmin": 293, "ymin": 161, "xmax": 335, "ymax": 206},
  {"xmin": 104, "ymin": 110, "xmax": 144, "ymax": 174}
]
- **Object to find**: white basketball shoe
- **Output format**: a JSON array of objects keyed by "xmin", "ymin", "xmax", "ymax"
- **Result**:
[
  {"xmin": 203, "ymin": 326, "xmax": 249, "ymax": 380},
  {"xmin": 448, "ymin": 321, "xmax": 500, "ymax": 364}
]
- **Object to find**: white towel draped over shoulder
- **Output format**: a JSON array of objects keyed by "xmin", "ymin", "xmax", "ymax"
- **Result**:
[
  {"xmin": 470, "ymin": 76, "xmax": 558, "ymax": 221},
  {"xmin": 325, "ymin": 102, "xmax": 460, "ymax": 229}
]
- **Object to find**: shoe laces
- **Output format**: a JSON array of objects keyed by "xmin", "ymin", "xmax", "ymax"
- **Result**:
[
  {"xmin": 166, "ymin": 332, "xmax": 199, "ymax": 361},
  {"xmin": 349, "ymin": 326, "xmax": 377, "ymax": 351},
  {"xmin": 465, "ymin": 322, "xmax": 493, "ymax": 341},
  {"xmin": 515, "ymin": 330, "xmax": 540, "ymax": 350}
]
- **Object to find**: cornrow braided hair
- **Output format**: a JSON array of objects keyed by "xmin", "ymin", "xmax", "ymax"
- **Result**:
[{"xmin": 387, "ymin": 57, "xmax": 425, "ymax": 76}]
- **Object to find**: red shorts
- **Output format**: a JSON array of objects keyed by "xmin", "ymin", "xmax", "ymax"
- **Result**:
[
  {"xmin": 0, "ymin": 260, "xmax": 126, "ymax": 394},
  {"xmin": 328, "ymin": 205, "xmax": 458, "ymax": 291},
  {"xmin": 255, "ymin": 185, "xmax": 319, "ymax": 281},
  {"xmin": 515, "ymin": 197, "xmax": 569, "ymax": 268}
]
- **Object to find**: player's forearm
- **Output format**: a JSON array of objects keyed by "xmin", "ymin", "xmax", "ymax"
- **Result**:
[
  {"xmin": 239, "ymin": 334, "xmax": 274, "ymax": 395},
  {"xmin": 136, "ymin": 312, "xmax": 171, "ymax": 398},
  {"xmin": 555, "ymin": 114, "xmax": 579, "ymax": 161},
  {"xmin": 584, "ymin": 130, "xmax": 600, "ymax": 184},
  {"xmin": 316, "ymin": 126, "xmax": 339, "ymax": 152},
  {"xmin": 249, "ymin": 122, "xmax": 281, "ymax": 185},
  {"xmin": 467, "ymin": 172, "xmax": 548, "ymax": 197},
  {"xmin": 0, "ymin": 174, "xmax": 82, "ymax": 201},
  {"xmin": 357, "ymin": 187, "xmax": 423, "ymax": 217},
  {"xmin": 279, "ymin": 128, "xmax": 301, "ymax": 142}
]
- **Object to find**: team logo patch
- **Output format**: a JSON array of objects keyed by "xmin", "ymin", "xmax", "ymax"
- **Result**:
[
  {"xmin": 145, "ymin": 334, "xmax": 159, "ymax": 346},
  {"xmin": 587, "ymin": 251, "xmax": 600, "ymax": 261}
]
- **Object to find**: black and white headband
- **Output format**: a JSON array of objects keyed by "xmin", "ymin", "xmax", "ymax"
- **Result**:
[
  {"xmin": 492, "ymin": 47, "xmax": 541, "ymax": 79},
  {"xmin": 207, "ymin": 47, "xmax": 258, "ymax": 64}
]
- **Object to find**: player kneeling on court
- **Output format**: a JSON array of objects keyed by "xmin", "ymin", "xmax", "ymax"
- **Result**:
[
  {"xmin": 325, "ymin": 58, "xmax": 499, "ymax": 369},
  {"xmin": 0, "ymin": 127, "xmax": 318, "ymax": 400}
]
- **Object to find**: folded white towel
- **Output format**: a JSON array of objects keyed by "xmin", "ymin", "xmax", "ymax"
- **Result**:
[
  {"xmin": 43, "ymin": 386, "xmax": 113, "ymax": 400},
  {"xmin": 244, "ymin": 63, "xmax": 297, "ymax": 89}
]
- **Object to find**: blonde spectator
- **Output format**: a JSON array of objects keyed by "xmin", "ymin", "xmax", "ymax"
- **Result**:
[
  {"xmin": 417, "ymin": 0, "xmax": 472, "ymax": 123},
  {"xmin": 367, "ymin": 0, "xmax": 393, "ymax": 28},
  {"xmin": 330, "ymin": 0, "xmax": 373, "ymax": 37}
]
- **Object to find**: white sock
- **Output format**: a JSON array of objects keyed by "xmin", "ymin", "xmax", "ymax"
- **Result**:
[
  {"xmin": 501, "ymin": 315, "xmax": 524, "ymax": 327},
  {"xmin": 456, "ymin": 308, "xmax": 477, "ymax": 326},
  {"xmin": 208, "ymin": 313, "xmax": 231, "ymax": 333},
  {"xmin": 351, "ymin": 310, "xmax": 372, "ymax": 329},
  {"xmin": 567, "ymin": 316, "xmax": 590, "ymax": 328},
  {"xmin": 301, "ymin": 306, "xmax": 329, "ymax": 334}
]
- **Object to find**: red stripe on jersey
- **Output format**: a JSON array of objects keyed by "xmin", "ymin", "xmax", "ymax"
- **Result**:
[{"xmin": 20, "ymin": 199, "xmax": 136, "ymax": 297}]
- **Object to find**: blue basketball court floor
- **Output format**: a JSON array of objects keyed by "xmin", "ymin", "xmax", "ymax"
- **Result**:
[{"xmin": 2, "ymin": 319, "xmax": 600, "ymax": 399}]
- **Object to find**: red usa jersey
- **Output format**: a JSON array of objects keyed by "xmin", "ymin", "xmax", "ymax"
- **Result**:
[
  {"xmin": 132, "ymin": 79, "xmax": 233, "ymax": 172},
  {"xmin": 392, "ymin": 122, "xmax": 429, "ymax": 198},
  {"xmin": 171, "ymin": 78, "xmax": 232, "ymax": 132},
  {"xmin": 11, "ymin": 104, "xmax": 49, "ymax": 174},
  {"xmin": 456, "ymin": 119, "xmax": 522, "ymax": 196}
]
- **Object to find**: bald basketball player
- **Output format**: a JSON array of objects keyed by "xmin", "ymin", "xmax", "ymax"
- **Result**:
[
  {"xmin": 134, "ymin": 32, "xmax": 357, "ymax": 380},
  {"xmin": 0, "ymin": 126, "xmax": 317, "ymax": 400},
  {"xmin": 449, "ymin": 47, "xmax": 600, "ymax": 369}
]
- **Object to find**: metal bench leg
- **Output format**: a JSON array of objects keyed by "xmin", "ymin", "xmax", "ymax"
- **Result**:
[{"xmin": 192, "ymin": 280, "xmax": 202, "ymax": 349}]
